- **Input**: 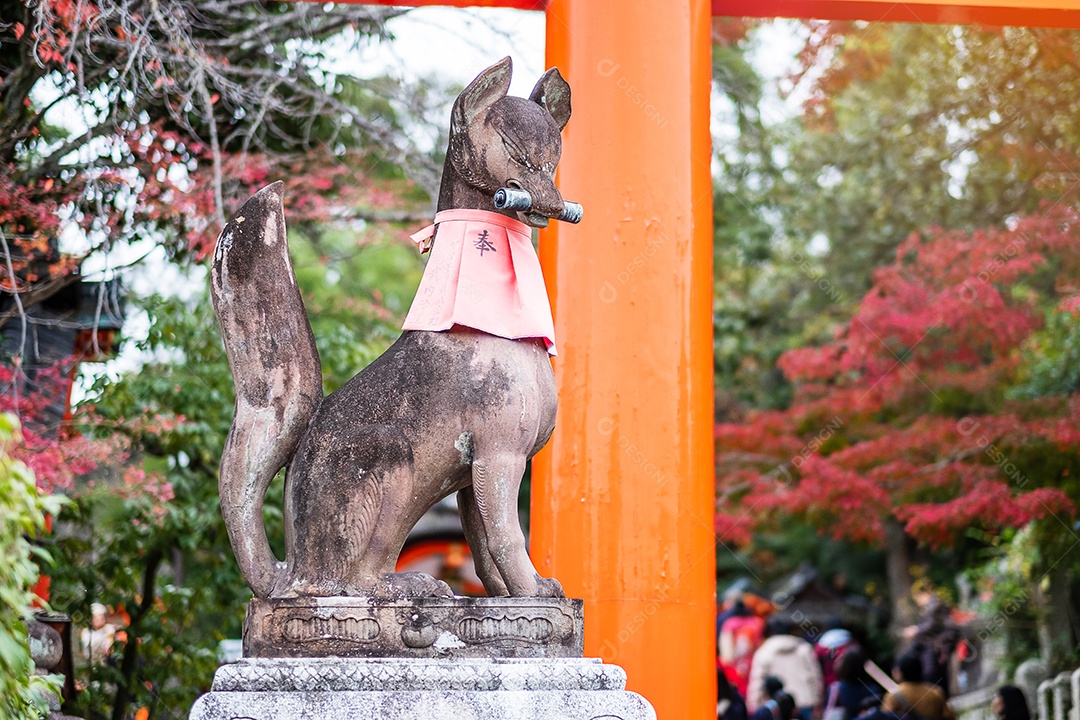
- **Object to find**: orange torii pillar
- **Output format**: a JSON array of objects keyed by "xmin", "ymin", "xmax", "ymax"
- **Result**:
[{"xmin": 532, "ymin": 2, "xmax": 716, "ymax": 720}]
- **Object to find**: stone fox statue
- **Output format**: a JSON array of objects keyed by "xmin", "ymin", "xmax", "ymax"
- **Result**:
[{"xmin": 210, "ymin": 58, "xmax": 571, "ymax": 601}]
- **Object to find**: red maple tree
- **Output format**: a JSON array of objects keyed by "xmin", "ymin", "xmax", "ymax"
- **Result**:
[
  {"xmin": 1, "ymin": 0, "xmax": 427, "ymax": 469},
  {"xmin": 1, "ymin": 0, "xmax": 426, "ymax": 308},
  {"xmin": 716, "ymin": 204, "xmax": 1080, "ymax": 623}
]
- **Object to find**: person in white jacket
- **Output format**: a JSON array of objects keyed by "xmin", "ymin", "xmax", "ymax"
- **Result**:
[{"xmin": 747, "ymin": 616, "xmax": 824, "ymax": 720}]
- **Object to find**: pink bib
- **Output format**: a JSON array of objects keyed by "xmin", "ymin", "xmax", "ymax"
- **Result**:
[{"xmin": 402, "ymin": 209, "xmax": 557, "ymax": 356}]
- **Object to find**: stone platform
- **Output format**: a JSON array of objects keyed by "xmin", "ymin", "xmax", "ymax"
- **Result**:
[
  {"xmin": 244, "ymin": 596, "xmax": 583, "ymax": 659},
  {"xmin": 191, "ymin": 596, "xmax": 655, "ymax": 718},
  {"xmin": 189, "ymin": 657, "xmax": 656, "ymax": 719}
]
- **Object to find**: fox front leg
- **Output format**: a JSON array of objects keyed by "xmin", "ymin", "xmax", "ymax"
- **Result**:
[
  {"xmin": 458, "ymin": 485, "xmax": 510, "ymax": 597},
  {"xmin": 470, "ymin": 453, "xmax": 563, "ymax": 598}
]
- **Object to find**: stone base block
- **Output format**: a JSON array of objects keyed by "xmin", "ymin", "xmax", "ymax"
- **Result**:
[
  {"xmin": 191, "ymin": 689, "xmax": 654, "ymax": 719},
  {"xmin": 189, "ymin": 658, "xmax": 656, "ymax": 720},
  {"xmin": 244, "ymin": 596, "xmax": 583, "ymax": 659},
  {"xmin": 212, "ymin": 657, "xmax": 623, "ymax": 692}
]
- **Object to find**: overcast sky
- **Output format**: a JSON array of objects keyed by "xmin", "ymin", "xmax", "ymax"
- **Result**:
[
  {"xmin": 357, "ymin": 7, "xmax": 547, "ymax": 96},
  {"xmin": 355, "ymin": 8, "xmax": 802, "ymax": 100}
]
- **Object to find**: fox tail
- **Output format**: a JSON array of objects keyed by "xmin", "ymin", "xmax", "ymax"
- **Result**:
[{"xmin": 210, "ymin": 182, "xmax": 323, "ymax": 598}]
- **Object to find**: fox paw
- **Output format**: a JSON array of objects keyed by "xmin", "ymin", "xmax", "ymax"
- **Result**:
[
  {"xmin": 534, "ymin": 575, "xmax": 565, "ymax": 598},
  {"xmin": 375, "ymin": 571, "xmax": 455, "ymax": 599}
]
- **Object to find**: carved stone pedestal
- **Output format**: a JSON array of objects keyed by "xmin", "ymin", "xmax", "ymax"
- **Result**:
[
  {"xmin": 243, "ymin": 596, "xmax": 584, "ymax": 659},
  {"xmin": 188, "ymin": 657, "xmax": 657, "ymax": 720}
]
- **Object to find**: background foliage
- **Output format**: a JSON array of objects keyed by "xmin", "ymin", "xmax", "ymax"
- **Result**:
[
  {"xmin": 3, "ymin": 6, "xmax": 1080, "ymax": 715},
  {"xmin": 0, "ymin": 414, "xmax": 65, "ymax": 719},
  {"xmin": 711, "ymin": 18, "xmax": 1080, "ymax": 666}
]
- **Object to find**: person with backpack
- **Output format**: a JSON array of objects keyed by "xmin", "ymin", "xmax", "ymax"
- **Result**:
[
  {"xmin": 882, "ymin": 652, "xmax": 956, "ymax": 720},
  {"xmin": 747, "ymin": 617, "xmax": 824, "ymax": 720},
  {"xmin": 750, "ymin": 676, "xmax": 796, "ymax": 720},
  {"xmin": 720, "ymin": 599, "xmax": 767, "ymax": 697},
  {"xmin": 718, "ymin": 667, "xmax": 750, "ymax": 720},
  {"xmin": 816, "ymin": 620, "xmax": 857, "ymax": 688},
  {"xmin": 909, "ymin": 597, "xmax": 961, "ymax": 698},
  {"xmin": 823, "ymin": 647, "xmax": 882, "ymax": 720}
]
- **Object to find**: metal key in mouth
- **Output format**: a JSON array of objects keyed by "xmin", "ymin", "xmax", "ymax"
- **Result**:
[{"xmin": 494, "ymin": 188, "xmax": 583, "ymax": 224}]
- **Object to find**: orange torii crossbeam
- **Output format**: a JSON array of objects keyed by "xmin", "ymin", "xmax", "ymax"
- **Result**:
[
  {"xmin": 298, "ymin": 1, "xmax": 1080, "ymax": 718},
  {"xmin": 351, "ymin": 0, "xmax": 1080, "ymax": 27}
]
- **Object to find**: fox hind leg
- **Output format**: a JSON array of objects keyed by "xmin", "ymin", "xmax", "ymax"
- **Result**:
[
  {"xmin": 286, "ymin": 425, "xmax": 448, "ymax": 598},
  {"xmin": 353, "ymin": 466, "xmax": 453, "ymax": 599}
]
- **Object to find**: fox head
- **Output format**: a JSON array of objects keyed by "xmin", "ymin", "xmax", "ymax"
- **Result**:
[{"xmin": 441, "ymin": 57, "xmax": 571, "ymax": 228}]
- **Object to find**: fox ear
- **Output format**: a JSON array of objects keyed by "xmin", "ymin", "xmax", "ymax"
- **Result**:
[
  {"xmin": 529, "ymin": 67, "xmax": 571, "ymax": 131},
  {"xmin": 452, "ymin": 56, "xmax": 513, "ymax": 132}
]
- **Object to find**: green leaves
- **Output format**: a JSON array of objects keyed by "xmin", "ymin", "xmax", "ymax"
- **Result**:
[
  {"xmin": 289, "ymin": 225, "xmax": 422, "ymax": 392},
  {"xmin": 0, "ymin": 414, "xmax": 64, "ymax": 720},
  {"xmin": 1012, "ymin": 304, "xmax": 1080, "ymax": 399},
  {"xmin": 51, "ymin": 292, "xmax": 248, "ymax": 718}
]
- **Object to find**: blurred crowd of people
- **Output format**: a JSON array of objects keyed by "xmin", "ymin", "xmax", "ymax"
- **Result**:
[{"xmin": 716, "ymin": 592, "xmax": 1031, "ymax": 720}]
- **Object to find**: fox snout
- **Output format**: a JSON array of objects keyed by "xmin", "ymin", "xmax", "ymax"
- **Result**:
[{"xmin": 506, "ymin": 176, "xmax": 564, "ymax": 220}]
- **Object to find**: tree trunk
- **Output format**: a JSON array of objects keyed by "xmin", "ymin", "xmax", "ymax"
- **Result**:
[
  {"xmin": 885, "ymin": 517, "xmax": 918, "ymax": 637},
  {"xmin": 1045, "ymin": 566, "xmax": 1077, "ymax": 668},
  {"xmin": 1032, "ymin": 582, "xmax": 1054, "ymax": 664},
  {"xmin": 111, "ymin": 549, "xmax": 162, "ymax": 720}
]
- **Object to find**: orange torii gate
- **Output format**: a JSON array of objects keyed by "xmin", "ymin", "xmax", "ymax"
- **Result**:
[{"xmin": 322, "ymin": 1, "xmax": 1080, "ymax": 718}]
